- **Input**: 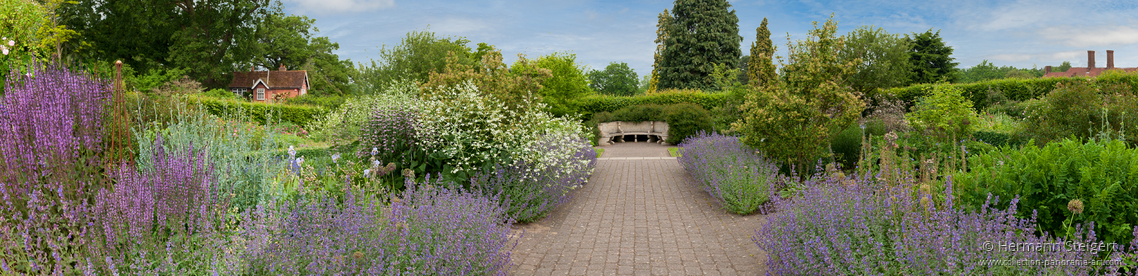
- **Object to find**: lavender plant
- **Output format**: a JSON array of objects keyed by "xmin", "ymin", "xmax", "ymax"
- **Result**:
[
  {"xmin": 678, "ymin": 131, "xmax": 783, "ymax": 214},
  {"xmin": 471, "ymin": 136, "xmax": 597, "ymax": 223},
  {"xmin": 0, "ymin": 62, "xmax": 109, "ymax": 274},
  {"xmin": 757, "ymin": 172, "xmax": 1137, "ymax": 275},
  {"xmin": 232, "ymin": 175, "xmax": 516, "ymax": 274}
]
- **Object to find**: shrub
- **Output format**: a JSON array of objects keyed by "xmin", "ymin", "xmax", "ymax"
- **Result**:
[
  {"xmin": 951, "ymin": 138, "xmax": 1138, "ymax": 246},
  {"xmin": 570, "ymin": 89, "xmax": 728, "ymax": 118},
  {"xmin": 471, "ymin": 136, "xmax": 596, "ymax": 223},
  {"xmin": 232, "ymin": 176, "xmax": 515, "ymax": 274},
  {"xmin": 513, "ymin": 52, "xmax": 593, "ymax": 116},
  {"xmin": 663, "ymin": 103, "xmax": 712, "ymax": 144},
  {"xmin": 612, "ymin": 103, "xmax": 667, "ymax": 123},
  {"xmin": 906, "ymin": 84, "xmax": 980, "ymax": 143},
  {"xmin": 758, "ymin": 172, "xmax": 1134, "ymax": 275},
  {"xmin": 307, "ymin": 80, "xmax": 418, "ymax": 143},
  {"xmin": 194, "ymin": 95, "xmax": 329, "ymax": 128},
  {"xmin": 285, "ymin": 94, "xmax": 347, "ymax": 109},
  {"xmin": 830, "ymin": 122, "xmax": 864, "ymax": 170},
  {"xmin": 678, "ymin": 132, "xmax": 783, "ymax": 214},
  {"xmin": 1024, "ymin": 82, "xmax": 1138, "ymax": 145},
  {"xmin": 361, "ymin": 106, "xmax": 422, "ymax": 164},
  {"xmin": 0, "ymin": 62, "xmax": 109, "ymax": 274}
]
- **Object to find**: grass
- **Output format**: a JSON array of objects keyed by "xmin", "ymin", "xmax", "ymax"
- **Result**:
[
  {"xmin": 668, "ymin": 147, "xmax": 681, "ymax": 157},
  {"xmin": 595, "ymin": 148, "xmax": 604, "ymax": 158}
]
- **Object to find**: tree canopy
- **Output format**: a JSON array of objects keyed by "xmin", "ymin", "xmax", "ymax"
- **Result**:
[
  {"xmin": 357, "ymin": 30, "xmax": 479, "ymax": 93},
  {"xmin": 656, "ymin": 0, "xmax": 742, "ymax": 90},
  {"xmin": 840, "ymin": 25, "xmax": 912, "ymax": 95},
  {"xmin": 747, "ymin": 17, "xmax": 776, "ymax": 88},
  {"xmin": 588, "ymin": 62, "xmax": 639, "ymax": 96}
]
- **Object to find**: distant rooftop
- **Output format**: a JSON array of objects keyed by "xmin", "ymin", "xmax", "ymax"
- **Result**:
[{"xmin": 1043, "ymin": 50, "xmax": 1138, "ymax": 78}]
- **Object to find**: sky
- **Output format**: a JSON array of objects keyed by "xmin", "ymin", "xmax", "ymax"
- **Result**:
[{"xmin": 281, "ymin": 0, "xmax": 1138, "ymax": 77}]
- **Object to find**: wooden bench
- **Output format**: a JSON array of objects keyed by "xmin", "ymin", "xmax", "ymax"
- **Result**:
[{"xmin": 597, "ymin": 121, "xmax": 669, "ymax": 145}]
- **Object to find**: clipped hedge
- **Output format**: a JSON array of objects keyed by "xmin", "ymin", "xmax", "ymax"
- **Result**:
[
  {"xmin": 570, "ymin": 90, "xmax": 728, "ymax": 119},
  {"xmin": 883, "ymin": 73, "xmax": 1138, "ymax": 111},
  {"xmin": 192, "ymin": 96, "xmax": 329, "ymax": 128}
]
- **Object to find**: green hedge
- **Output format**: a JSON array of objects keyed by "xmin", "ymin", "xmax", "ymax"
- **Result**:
[
  {"xmin": 570, "ymin": 90, "xmax": 728, "ymax": 119},
  {"xmin": 883, "ymin": 74, "xmax": 1138, "ymax": 111},
  {"xmin": 191, "ymin": 96, "xmax": 329, "ymax": 128}
]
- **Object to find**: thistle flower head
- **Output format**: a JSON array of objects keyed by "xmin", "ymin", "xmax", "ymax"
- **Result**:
[{"xmin": 402, "ymin": 168, "xmax": 415, "ymax": 179}]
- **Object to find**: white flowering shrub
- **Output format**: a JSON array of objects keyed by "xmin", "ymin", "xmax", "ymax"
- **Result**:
[
  {"xmin": 414, "ymin": 81, "xmax": 593, "ymax": 181},
  {"xmin": 308, "ymin": 79, "xmax": 418, "ymax": 143}
]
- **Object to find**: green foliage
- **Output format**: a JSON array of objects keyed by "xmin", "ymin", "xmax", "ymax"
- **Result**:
[
  {"xmin": 747, "ymin": 17, "xmax": 777, "ymax": 87},
  {"xmin": 250, "ymin": 11, "xmax": 356, "ymax": 96},
  {"xmin": 647, "ymin": 9, "xmax": 672, "ymax": 94},
  {"xmin": 588, "ymin": 62, "xmax": 639, "ymax": 96},
  {"xmin": 906, "ymin": 29, "xmax": 959, "ymax": 85},
  {"xmin": 882, "ymin": 74, "xmax": 1138, "ymax": 111},
  {"xmin": 830, "ymin": 122, "xmax": 864, "ymax": 170},
  {"xmin": 194, "ymin": 96, "xmax": 329, "ymax": 128},
  {"xmin": 358, "ymin": 30, "xmax": 475, "ymax": 91},
  {"xmin": 514, "ymin": 52, "xmax": 592, "ymax": 116},
  {"xmin": 657, "ymin": 0, "xmax": 742, "ymax": 90},
  {"xmin": 612, "ymin": 104, "xmax": 668, "ymax": 123},
  {"xmin": 285, "ymin": 94, "xmax": 346, "ymax": 109},
  {"xmin": 422, "ymin": 47, "xmax": 550, "ymax": 114},
  {"xmin": 1024, "ymin": 82, "xmax": 1138, "ymax": 145},
  {"xmin": 202, "ymin": 88, "xmax": 237, "ymax": 99},
  {"xmin": 957, "ymin": 60, "xmax": 1043, "ymax": 83},
  {"xmin": 131, "ymin": 67, "xmax": 191, "ymax": 93},
  {"xmin": 840, "ymin": 25, "xmax": 913, "ymax": 96},
  {"xmin": 906, "ymin": 84, "xmax": 980, "ymax": 142},
  {"xmin": 735, "ymin": 15, "xmax": 865, "ymax": 172},
  {"xmin": 571, "ymin": 89, "xmax": 728, "ymax": 119},
  {"xmin": 1054, "ymin": 61, "xmax": 1072, "ymax": 73},
  {"xmin": 951, "ymin": 138, "xmax": 1138, "ymax": 246},
  {"xmin": 664, "ymin": 103, "xmax": 712, "ymax": 144},
  {"xmin": 0, "ymin": 0, "xmax": 49, "ymax": 78}
]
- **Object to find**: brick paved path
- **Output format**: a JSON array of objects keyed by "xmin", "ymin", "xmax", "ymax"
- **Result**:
[{"xmin": 510, "ymin": 143, "xmax": 768, "ymax": 275}]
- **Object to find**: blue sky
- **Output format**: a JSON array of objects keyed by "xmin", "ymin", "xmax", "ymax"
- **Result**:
[{"xmin": 282, "ymin": 0, "xmax": 1138, "ymax": 77}]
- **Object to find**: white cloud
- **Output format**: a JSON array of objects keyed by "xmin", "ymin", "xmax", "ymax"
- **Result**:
[
  {"xmin": 285, "ymin": 0, "xmax": 394, "ymax": 14},
  {"xmin": 430, "ymin": 18, "xmax": 492, "ymax": 35},
  {"xmin": 1039, "ymin": 25, "xmax": 1138, "ymax": 47},
  {"xmin": 986, "ymin": 51, "xmax": 1088, "ymax": 64}
]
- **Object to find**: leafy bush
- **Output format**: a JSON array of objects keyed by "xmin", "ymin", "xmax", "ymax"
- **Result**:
[
  {"xmin": 663, "ymin": 103, "xmax": 712, "ymax": 144},
  {"xmin": 907, "ymin": 84, "xmax": 980, "ymax": 143},
  {"xmin": 612, "ymin": 104, "xmax": 667, "ymax": 123},
  {"xmin": 194, "ymin": 95, "xmax": 329, "ymax": 128},
  {"xmin": 885, "ymin": 73, "xmax": 1138, "ymax": 111},
  {"xmin": 307, "ymin": 80, "xmax": 418, "ymax": 143},
  {"xmin": 130, "ymin": 67, "xmax": 191, "ymax": 93},
  {"xmin": 758, "ymin": 172, "xmax": 1134, "ymax": 275},
  {"xmin": 513, "ymin": 52, "xmax": 593, "ymax": 116},
  {"xmin": 571, "ymin": 89, "xmax": 728, "ymax": 119},
  {"xmin": 201, "ymin": 88, "xmax": 237, "ymax": 99},
  {"xmin": 471, "ymin": 136, "xmax": 596, "ymax": 223},
  {"xmin": 951, "ymin": 138, "xmax": 1138, "ymax": 246},
  {"xmin": 1024, "ymin": 82, "xmax": 1138, "ymax": 144},
  {"xmin": 285, "ymin": 94, "xmax": 346, "ymax": 109},
  {"xmin": 678, "ymin": 132, "xmax": 783, "ymax": 214},
  {"xmin": 830, "ymin": 122, "xmax": 864, "ymax": 170}
]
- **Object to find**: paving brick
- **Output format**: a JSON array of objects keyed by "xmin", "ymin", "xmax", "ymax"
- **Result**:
[{"xmin": 510, "ymin": 143, "xmax": 767, "ymax": 275}]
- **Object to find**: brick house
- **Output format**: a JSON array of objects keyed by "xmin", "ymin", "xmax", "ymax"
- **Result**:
[
  {"xmin": 1043, "ymin": 50, "xmax": 1138, "ymax": 78},
  {"xmin": 228, "ymin": 64, "xmax": 309, "ymax": 102}
]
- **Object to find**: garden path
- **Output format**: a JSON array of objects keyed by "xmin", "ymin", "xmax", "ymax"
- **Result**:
[{"xmin": 509, "ymin": 142, "xmax": 768, "ymax": 275}]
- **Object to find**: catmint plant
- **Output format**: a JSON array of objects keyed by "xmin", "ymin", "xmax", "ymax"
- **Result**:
[
  {"xmin": 678, "ymin": 131, "xmax": 784, "ymax": 214},
  {"xmin": 471, "ymin": 135, "xmax": 597, "ymax": 223}
]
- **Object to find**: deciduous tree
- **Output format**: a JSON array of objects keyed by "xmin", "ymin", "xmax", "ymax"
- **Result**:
[
  {"xmin": 588, "ymin": 62, "xmax": 639, "ymax": 96},
  {"xmin": 840, "ymin": 25, "xmax": 912, "ymax": 96}
]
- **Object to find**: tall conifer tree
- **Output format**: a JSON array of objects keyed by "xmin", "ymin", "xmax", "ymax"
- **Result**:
[
  {"xmin": 748, "ymin": 18, "xmax": 776, "ymax": 87},
  {"xmin": 657, "ymin": 0, "xmax": 742, "ymax": 90},
  {"xmin": 647, "ymin": 9, "xmax": 671, "ymax": 94}
]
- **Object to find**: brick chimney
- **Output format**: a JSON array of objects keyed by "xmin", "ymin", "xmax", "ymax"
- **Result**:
[
  {"xmin": 1045, "ymin": 66, "xmax": 1052, "ymax": 74},
  {"xmin": 1088, "ymin": 50, "xmax": 1096, "ymax": 69},
  {"xmin": 1107, "ymin": 50, "xmax": 1115, "ymax": 69},
  {"xmin": 279, "ymin": 64, "xmax": 287, "ymax": 71}
]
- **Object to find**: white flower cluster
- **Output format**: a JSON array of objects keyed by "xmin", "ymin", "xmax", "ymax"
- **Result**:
[{"xmin": 413, "ymin": 81, "xmax": 592, "ymax": 178}]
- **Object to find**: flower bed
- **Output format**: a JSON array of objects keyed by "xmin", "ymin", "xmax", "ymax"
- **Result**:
[{"xmin": 677, "ymin": 132, "xmax": 783, "ymax": 215}]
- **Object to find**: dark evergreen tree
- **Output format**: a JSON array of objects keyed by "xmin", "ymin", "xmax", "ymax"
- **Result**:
[
  {"xmin": 647, "ymin": 9, "xmax": 671, "ymax": 93},
  {"xmin": 657, "ymin": 0, "xmax": 742, "ymax": 90},
  {"xmin": 748, "ymin": 17, "xmax": 776, "ymax": 87},
  {"xmin": 906, "ymin": 29, "xmax": 958, "ymax": 84}
]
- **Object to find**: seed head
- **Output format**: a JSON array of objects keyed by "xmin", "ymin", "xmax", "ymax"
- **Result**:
[{"xmin": 1067, "ymin": 199, "xmax": 1084, "ymax": 215}]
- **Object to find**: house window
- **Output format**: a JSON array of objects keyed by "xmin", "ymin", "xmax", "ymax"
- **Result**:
[{"xmin": 256, "ymin": 88, "xmax": 265, "ymax": 100}]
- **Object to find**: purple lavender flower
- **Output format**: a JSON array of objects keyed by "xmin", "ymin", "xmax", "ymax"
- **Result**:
[
  {"xmin": 678, "ymin": 131, "xmax": 783, "ymax": 214},
  {"xmin": 471, "ymin": 136, "xmax": 596, "ymax": 223}
]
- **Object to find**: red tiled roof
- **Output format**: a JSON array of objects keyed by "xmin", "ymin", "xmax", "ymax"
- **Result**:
[
  {"xmin": 228, "ymin": 70, "xmax": 308, "ymax": 89},
  {"xmin": 1043, "ymin": 67, "xmax": 1138, "ymax": 78}
]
